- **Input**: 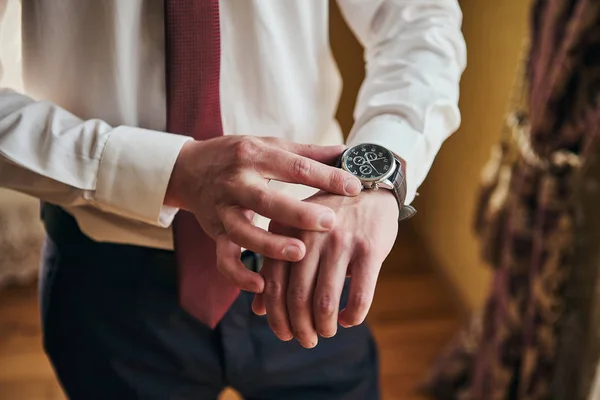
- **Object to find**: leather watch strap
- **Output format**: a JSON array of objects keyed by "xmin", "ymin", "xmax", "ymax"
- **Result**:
[{"xmin": 390, "ymin": 157, "xmax": 417, "ymax": 221}]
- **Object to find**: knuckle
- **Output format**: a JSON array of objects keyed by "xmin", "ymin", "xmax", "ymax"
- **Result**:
[
  {"xmin": 291, "ymin": 157, "xmax": 312, "ymax": 181},
  {"xmin": 288, "ymin": 287, "xmax": 309, "ymax": 310},
  {"xmin": 329, "ymin": 170, "xmax": 345, "ymax": 191},
  {"xmin": 233, "ymin": 136, "xmax": 260, "ymax": 162},
  {"xmin": 251, "ymin": 188, "xmax": 273, "ymax": 211},
  {"xmin": 265, "ymin": 280, "xmax": 283, "ymax": 301},
  {"xmin": 331, "ymin": 230, "xmax": 353, "ymax": 250},
  {"xmin": 222, "ymin": 218, "xmax": 241, "ymax": 238},
  {"xmin": 315, "ymin": 294, "xmax": 336, "ymax": 316},
  {"xmin": 355, "ymin": 236, "xmax": 373, "ymax": 255},
  {"xmin": 349, "ymin": 292, "xmax": 371, "ymax": 315},
  {"xmin": 222, "ymin": 175, "xmax": 238, "ymax": 191}
]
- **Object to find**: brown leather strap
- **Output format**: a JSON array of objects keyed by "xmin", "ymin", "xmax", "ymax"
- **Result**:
[{"xmin": 391, "ymin": 157, "xmax": 417, "ymax": 221}]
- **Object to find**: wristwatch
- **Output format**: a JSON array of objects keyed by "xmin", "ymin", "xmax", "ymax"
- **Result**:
[{"xmin": 339, "ymin": 143, "xmax": 416, "ymax": 221}]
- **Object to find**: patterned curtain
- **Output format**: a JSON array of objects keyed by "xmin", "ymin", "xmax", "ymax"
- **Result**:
[{"xmin": 422, "ymin": 0, "xmax": 600, "ymax": 399}]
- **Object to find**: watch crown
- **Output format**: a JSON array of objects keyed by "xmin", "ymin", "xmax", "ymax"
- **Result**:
[{"xmin": 372, "ymin": 183, "xmax": 379, "ymax": 190}]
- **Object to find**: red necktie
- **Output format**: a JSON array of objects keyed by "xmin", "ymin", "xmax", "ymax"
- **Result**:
[{"xmin": 165, "ymin": 0, "xmax": 240, "ymax": 328}]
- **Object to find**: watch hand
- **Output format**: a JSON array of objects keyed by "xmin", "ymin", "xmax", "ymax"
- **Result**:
[{"xmin": 366, "ymin": 160, "xmax": 380, "ymax": 175}]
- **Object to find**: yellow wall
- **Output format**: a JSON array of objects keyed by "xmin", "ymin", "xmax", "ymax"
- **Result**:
[{"xmin": 412, "ymin": 0, "xmax": 531, "ymax": 310}]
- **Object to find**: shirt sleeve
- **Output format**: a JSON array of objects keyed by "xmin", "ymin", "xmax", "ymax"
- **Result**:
[
  {"xmin": 0, "ymin": 88, "xmax": 192, "ymax": 227},
  {"xmin": 336, "ymin": 0, "xmax": 467, "ymax": 205}
]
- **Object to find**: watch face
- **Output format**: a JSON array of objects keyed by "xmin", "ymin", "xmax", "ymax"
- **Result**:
[{"xmin": 342, "ymin": 143, "xmax": 395, "ymax": 181}]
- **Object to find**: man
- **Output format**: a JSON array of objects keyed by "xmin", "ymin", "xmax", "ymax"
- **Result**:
[{"xmin": 0, "ymin": 1, "xmax": 465, "ymax": 399}]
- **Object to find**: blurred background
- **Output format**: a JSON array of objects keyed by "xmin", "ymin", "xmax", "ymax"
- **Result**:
[{"xmin": 0, "ymin": 0, "xmax": 531, "ymax": 399}]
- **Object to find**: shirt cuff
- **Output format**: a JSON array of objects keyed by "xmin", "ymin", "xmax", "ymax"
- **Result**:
[
  {"xmin": 347, "ymin": 115, "xmax": 441, "ymax": 205},
  {"xmin": 94, "ymin": 126, "xmax": 193, "ymax": 227}
]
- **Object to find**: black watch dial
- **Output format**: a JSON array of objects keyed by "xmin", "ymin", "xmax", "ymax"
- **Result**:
[{"xmin": 342, "ymin": 143, "xmax": 395, "ymax": 181}]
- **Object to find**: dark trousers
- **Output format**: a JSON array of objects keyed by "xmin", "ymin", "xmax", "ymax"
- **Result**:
[{"xmin": 39, "ymin": 204, "xmax": 379, "ymax": 400}]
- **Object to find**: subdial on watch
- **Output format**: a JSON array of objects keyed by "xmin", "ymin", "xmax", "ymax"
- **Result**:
[
  {"xmin": 359, "ymin": 165, "xmax": 373, "ymax": 175},
  {"xmin": 352, "ymin": 156, "xmax": 366, "ymax": 165}
]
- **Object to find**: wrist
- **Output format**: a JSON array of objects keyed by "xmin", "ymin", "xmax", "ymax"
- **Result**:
[
  {"xmin": 164, "ymin": 140, "xmax": 200, "ymax": 209},
  {"xmin": 363, "ymin": 188, "xmax": 398, "ymax": 213}
]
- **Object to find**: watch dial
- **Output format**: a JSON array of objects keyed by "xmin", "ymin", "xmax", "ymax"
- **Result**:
[{"xmin": 343, "ymin": 144, "xmax": 394, "ymax": 180}]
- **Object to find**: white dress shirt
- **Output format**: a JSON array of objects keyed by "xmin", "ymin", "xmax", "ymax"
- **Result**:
[{"xmin": 0, "ymin": 0, "xmax": 466, "ymax": 250}]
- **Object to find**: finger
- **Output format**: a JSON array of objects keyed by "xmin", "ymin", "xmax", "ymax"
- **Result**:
[
  {"xmin": 338, "ymin": 256, "xmax": 381, "ymax": 328},
  {"xmin": 238, "ymin": 185, "xmax": 337, "ymax": 232},
  {"xmin": 252, "ymin": 292, "xmax": 266, "ymax": 316},
  {"xmin": 260, "ymin": 138, "xmax": 346, "ymax": 166},
  {"xmin": 287, "ymin": 247, "xmax": 320, "ymax": 349},
  {"xmin": 253, "ymin": 256, "xmax": 269, "ymax": 314},
  {"xmin": 220, "ymin": 207, "xmax": 306, "ymax": 262},
  {"xmin": 258, "ymin": 147, "xmax": 361, "ymax": 197},
  {"xmin": 215, "ymin": 235, "xmax": 265, "ymax": 293},
  {"xmin": 313, "ymin": 235, "xmax": 351, "ymax": 338},
  {"xmin": 262, "ymin": 258, "xmax": 293, "ymax": 341}
]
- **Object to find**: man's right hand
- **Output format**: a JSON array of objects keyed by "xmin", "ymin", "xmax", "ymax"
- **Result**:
[{"xmin": 164, "ymin": 135, "xmax": 362, "ymax": 292}]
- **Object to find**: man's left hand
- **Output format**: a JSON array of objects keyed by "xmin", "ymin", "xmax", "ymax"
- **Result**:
[{"xmin": 252, "ymin": 189, "xmax": 399, "ymax": 348}]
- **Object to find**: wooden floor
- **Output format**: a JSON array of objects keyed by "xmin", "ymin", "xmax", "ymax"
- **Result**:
[{"xmin": 0, "ymin": 225, "xmax": 461, "ymax": 400}]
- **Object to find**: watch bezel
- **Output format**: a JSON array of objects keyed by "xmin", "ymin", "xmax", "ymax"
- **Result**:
[{"xmin": 341, "ymin": 143, "xmax": 397, "ymax": 183}]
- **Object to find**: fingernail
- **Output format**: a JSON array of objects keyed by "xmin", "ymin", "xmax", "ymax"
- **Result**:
[
  {"xmin": 281, "ymin": 333, "xmax": 294, "ymax": 342},
  {"xmin": 344, "ymin": 178, "xmax": 362, "ymax": 195},
  {"xmin": 339, "ymin": 309, "xmax": 354, "ymax": 328},
  {"xmin": 319, "ymin": 329, "xmax": 337, "ymax": 339},
  {"xmin": 273, "ymin": 330, "xmax": 294, "ymax": 341},
  {"xmin": 339, "ymin": 320, "xmax": 353, "ymax": 328},
  {"xmin": 247, "ymin": 283, "xmax": 262, "ymax": 293},
  {"xmin": 299, "ymin": 339, "xmax": 318, "ymax": 349},
  {"xmin": 318, "ymin": 212, "xmax": 335, "ymax": 230},
  {"xmin": 283, "ymin": 245, "xmax": 303, "ymax": 260}
]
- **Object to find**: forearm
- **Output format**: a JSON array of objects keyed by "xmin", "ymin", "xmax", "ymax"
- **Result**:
[{"xmin": 338, "ymin": 0, "xmax": 467, "ymax": 204}]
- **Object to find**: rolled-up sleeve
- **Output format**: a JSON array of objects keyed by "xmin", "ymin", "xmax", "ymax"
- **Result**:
[{"xmin": 338, "ymin": 0, "xmax": 467, "ymax": 204}]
